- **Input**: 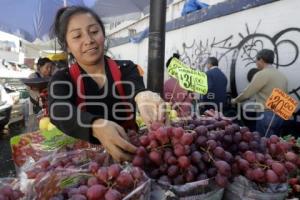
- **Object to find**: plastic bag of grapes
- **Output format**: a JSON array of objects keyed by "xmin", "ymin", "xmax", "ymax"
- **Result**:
[
  {"xmin": 32, "ymin": 165, "xmax": 151, "ymax": 200},
  {"xmin": 151, "ymin": 178, "xmax": 224, "ymax": 200},
  {"xmin": 23, "ymin": 149, "xmax": 108, "ymax": 179},
  {"xmin": 223, "ymin": 176, "xmax": 288, "ymax": 200},
  {"xmin": 20, "ymin": 149, "xmax": 109, "ymax": 199},
  {"xmin": 0, "ymin": 178, "xmax": 25, "ymax": 200},
  {"xmin": 10, "ymin": 128, "xmax": 100, "ymax": 170}
]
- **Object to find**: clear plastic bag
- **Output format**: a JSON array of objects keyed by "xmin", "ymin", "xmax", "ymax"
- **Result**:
[
  {"xmin": 10, "ymin": 129, "xmax": 100, "ymax": 170},
  {"xmin": 23, "ymin": 149, "xmax": 108, "ymax": 180},
  {"xmin": 151, "ymin": 178, "xmax": 224, "ymax": 200},
  {"xmin": 32, "ymin": 164, "xmax": 151, "ymax": 200},
  {"xmin": 223, "ymin": 176, "xmax": 288, "ymax": 200},
  {"xmin": 0, "ymin": 178, "xmax": 25, "ymax": 200}
]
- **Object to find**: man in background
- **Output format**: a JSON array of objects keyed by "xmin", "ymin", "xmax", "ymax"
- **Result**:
[
  {"xmin": 232, "ymin": 49, "xmax": 288, "ymax": 136},
  {"xmin": 200, "ymin": 57, "xmax": 228, "ymax": 112}
]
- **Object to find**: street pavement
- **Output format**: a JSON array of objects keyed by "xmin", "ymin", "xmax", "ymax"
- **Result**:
[{"xmin": 0, "ymin": 123, "xmax": 24, "ymax": 178}]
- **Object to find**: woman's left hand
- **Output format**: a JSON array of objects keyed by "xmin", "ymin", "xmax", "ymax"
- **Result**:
[{"xmin": 135, "ymin": 91, "xmax": 165, "ymax": 128}]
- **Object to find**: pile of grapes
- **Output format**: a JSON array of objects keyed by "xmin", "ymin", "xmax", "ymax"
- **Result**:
[
  {"xmin": 132, "ymin": 114, "xmax": 300, "ymax": 188},
  {"xmin": 0, "ymin": 185, "xmax": 24, "ymax": 200},
  {"xmin": 35, "ymin": 164, "xmax": 148, "ymax": 200}
]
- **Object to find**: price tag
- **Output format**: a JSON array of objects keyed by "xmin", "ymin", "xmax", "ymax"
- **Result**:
[
  {"xmin": 167, "ymin": 58, "xmax": 208, "ymax": 94},
  {"xmin": 265, "ymin": 88, "xmax": 298, "ymax": 120},
  {"xmin": 167, "ymin": 58, "xmax": 182, "ymax": 78}
]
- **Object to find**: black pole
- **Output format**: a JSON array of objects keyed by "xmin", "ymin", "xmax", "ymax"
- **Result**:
[{"xmin": 147, "ymin": 0, "xmax": 166, "ymax": 96}]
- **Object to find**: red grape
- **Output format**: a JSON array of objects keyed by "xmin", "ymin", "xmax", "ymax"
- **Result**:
[
  {"xmin": 178, "ymin": 156, "xmax": 191, "ymax": 169},
  {"xmin": 116, "ymin": 171, "xmax": 134, "ymax": 189},
  {"xmin": 265, "ymin": 169, "xmax": 279, "ymax": 183},
  {"xmin": 215, "ymin": 173, "xmax": 229, "ymax": 187},
  {"xmin": 215, "ymin": 160, "xmax": 231, "ymax": 176},
  {"xmin": 104, "ymin": 189, "xmax": 122, "ymax": 200},
  {"xmin": 86, "ymin": 185, "xmax": 107, "ymax": 200},
  {"xmin": 108, "ymin": 164, "xmax": 121, "ymax": 180}
]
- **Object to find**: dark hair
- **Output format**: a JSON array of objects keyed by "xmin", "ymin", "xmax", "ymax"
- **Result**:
[
  {"xmin": 51, "ymin": 6, "xmax": 106, "ymax": 51},
  {"xmin": 256, "ymin": 49, "xmax": 274, "ymax": 64},
  {"xmin": 37, "ymin": 57, "xmax": 52, "ymax": 69},
  {"xmin": 166, "ymin": 53, "xmax": 180, "ymax": 68},
  {"xmin": 207, "ymin": 57, "xmax": 218, "ymax": 66}
]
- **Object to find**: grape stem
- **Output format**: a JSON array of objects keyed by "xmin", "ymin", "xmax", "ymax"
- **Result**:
[
  {"xmin": 156, "ymin": 144, "xmax": 172, "ymax": 151},
  {"xmin": 200, "ymin": 147, "xmax": 215, "ymax": 163},
  {"xmin": 254, "ymin": 162, "xmax": 269, "ymax": 170}
]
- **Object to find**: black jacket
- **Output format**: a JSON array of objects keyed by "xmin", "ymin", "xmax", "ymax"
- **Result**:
[{"xmin": 48, "ymin": 57, "xmax": 145, "ymax": 143}]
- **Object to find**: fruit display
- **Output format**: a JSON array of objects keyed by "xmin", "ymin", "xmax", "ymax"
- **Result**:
[
  {"xmin": 34, "ymin": 165, "xmax": 150, "ymax": 200},
  {"xmin": 4, "ymin": 106, "xmax": 299, "ymax": 199},
  {"xmin": 131, "ymin": 110, "xmax": 300, "ymax": 195},
  {"xmin": 0, "ymin": 178, "xmax": 24, "ymax": 200}
]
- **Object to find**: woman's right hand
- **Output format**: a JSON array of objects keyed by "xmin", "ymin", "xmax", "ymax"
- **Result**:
[{"xmin": 92, "ymin": 119, "xmax": 137, "ymax": 162}]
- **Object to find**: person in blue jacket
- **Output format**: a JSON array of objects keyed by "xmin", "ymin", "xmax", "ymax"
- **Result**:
[{"xmin": 200, "ymin": 57, "xmax": 228, "ymax": 112}]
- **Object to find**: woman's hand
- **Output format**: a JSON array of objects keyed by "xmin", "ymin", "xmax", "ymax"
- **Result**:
[
  {"xmin": 92, "ymin": 119, "xmax": 137, "ymax": 162},
  {"xmin": 135, "ymin": 91, "xmax": 165, "ymax": 128}
]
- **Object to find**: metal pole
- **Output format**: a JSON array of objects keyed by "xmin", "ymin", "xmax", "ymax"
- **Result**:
[{"xmin": 147, "ymin": 0, "xmax": 167, "ymax": 96}]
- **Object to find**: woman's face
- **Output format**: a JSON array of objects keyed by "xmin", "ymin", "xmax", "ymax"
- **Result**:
[
  {"xmin": 40, "ymin": 62, "xmax": 52, "ymax": 77},
  {"xmin": 66, "ymin": 13, "xmax": 105, "ymax": 67}
]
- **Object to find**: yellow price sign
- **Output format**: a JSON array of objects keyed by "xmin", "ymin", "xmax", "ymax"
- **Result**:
[
  {"xmin": 167, "ymin": 58, "xmax": 208, "ymax": 94},
  {"xmin": 167, "ymin": 58, "xmax": 182, "ymax": 78},
  {"xmin": 265, "ymin": 88, "xmax": 298, "ymax": 120}
]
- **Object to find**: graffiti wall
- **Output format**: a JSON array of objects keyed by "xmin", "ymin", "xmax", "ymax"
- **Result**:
[{"xmin": 109, "ymin": 0, "xmax": 300, "ymax": 107}]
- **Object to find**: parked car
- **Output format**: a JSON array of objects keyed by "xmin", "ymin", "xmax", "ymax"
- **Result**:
[{"xmin": 0, "ymin": 83, "xmax": 13, "ymax": 131}]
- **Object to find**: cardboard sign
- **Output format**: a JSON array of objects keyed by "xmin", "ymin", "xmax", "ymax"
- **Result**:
[
  {"xmin": 265, "ymin": 88, "xmax": 298, "ymax": 120},
  {"xmin": 167, "ymin": 58, "xmax": 208, "ymax": 94}
]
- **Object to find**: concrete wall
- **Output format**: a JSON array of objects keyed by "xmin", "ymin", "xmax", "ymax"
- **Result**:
[{"xmin": 108, "ymin": 0, "xmax": 300, "ymax": 109}]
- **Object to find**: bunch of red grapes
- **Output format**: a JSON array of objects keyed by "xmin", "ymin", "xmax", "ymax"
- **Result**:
[
  {"xmin": 132, "ymin": 119, "xmax": 234, "ymax": 187},
  {"xmin": 11, "ymin": 132, "xmax": 45, "ymax": 167},
  {"xmin": 132, "ymin": 115, "xmax": 300, "ymax": 188},
  {"xmin": 12, "ymin": 131, "xmax": 97, "ymax": 168},
  {"xmin": 232, "ymin": 134, "xmax": 299, "ymax": 185},
  {"xmin": 35, "ymin": 164, "xmax": 147, "ymax": 200},
  {"xmin": 0, "ymin": 185, "xmax": 24, "ymax": 200},
  {"xmin": 26, "ymin": 150, "xmax": 108, "ymax": 181}
]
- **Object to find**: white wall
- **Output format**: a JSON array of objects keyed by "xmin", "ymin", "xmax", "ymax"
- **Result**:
[{"xmin": 109, "ymin": 0, "xmax": 300, "ymax": 108}]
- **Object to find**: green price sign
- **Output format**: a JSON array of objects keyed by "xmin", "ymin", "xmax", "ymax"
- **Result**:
[{"xmin": 167, "ymin": 58, "xmax": 208, "ymax": 94}]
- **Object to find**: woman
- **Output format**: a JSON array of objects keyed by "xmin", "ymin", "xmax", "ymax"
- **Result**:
[{"xmin": 49, "ymin": 6, "xmax": 164, "ymax": 162}]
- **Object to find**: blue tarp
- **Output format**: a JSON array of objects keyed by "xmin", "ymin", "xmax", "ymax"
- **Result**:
[
  {"xmin": 181, "ymin": 0, "xmax": 209, "ymax": 16},
  {"xmin": 130, "ymin": 28, "xmax": 149, "ymax": 43}
]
